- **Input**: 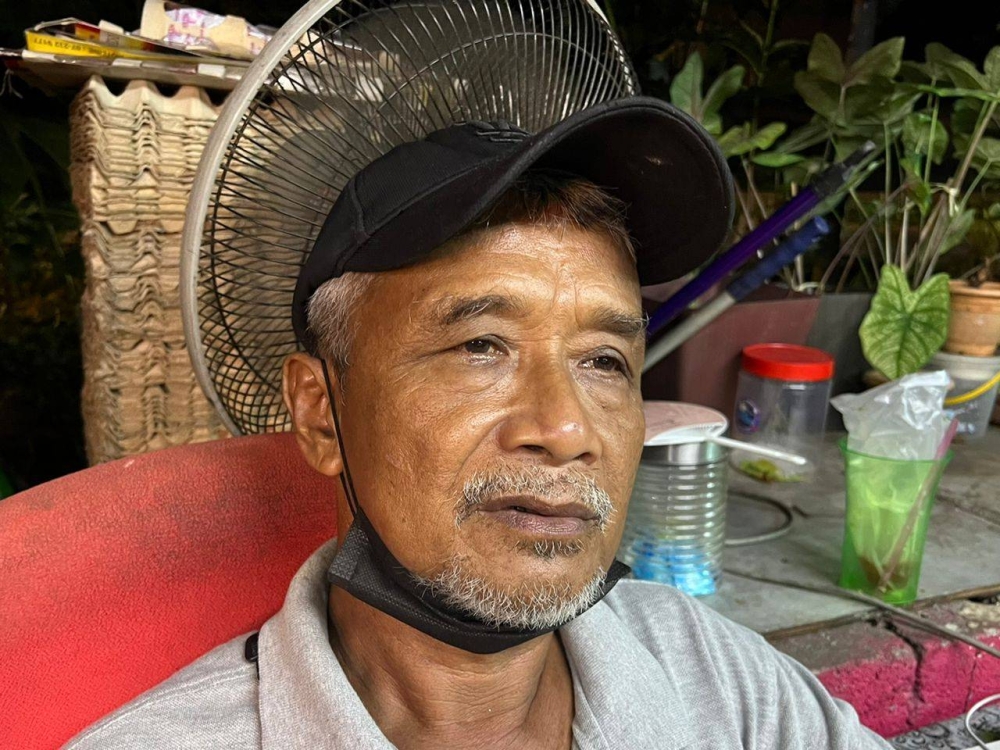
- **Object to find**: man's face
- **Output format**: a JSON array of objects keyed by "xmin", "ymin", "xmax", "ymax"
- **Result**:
[{"xmin": 335, "ymin": 221, "xmax": 645, "ymax": 624}]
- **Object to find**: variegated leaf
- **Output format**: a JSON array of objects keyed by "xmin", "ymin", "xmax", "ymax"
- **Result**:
[{"xmin": 860, "ymin": 265, "xmax": 950, "ymax": 380}]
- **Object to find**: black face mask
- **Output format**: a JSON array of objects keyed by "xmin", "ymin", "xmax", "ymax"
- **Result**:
[{"xmin": 320, "ymin": 362, "xmax": 631, "ymax": 654}]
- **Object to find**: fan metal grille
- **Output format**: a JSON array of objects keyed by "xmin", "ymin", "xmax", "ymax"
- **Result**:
[{"xmin": 194, "ymin": 0, "xmax": 637, "ymax": 435}]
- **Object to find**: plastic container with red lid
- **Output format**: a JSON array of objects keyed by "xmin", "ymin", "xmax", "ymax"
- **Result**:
[{"xmin": 732, "ymin": 344, "xmax": 835, "ymax": 481}]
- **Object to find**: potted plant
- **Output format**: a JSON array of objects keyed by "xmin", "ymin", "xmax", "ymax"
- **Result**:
[
  {"xmin": 773, "ymin": 37, "xmax": 1000, "ymax": 384},
  {"xmin": 945, "ymin": 276, "xmax": 1000, "ymax": 356},
  {"xmin": 642, "ymin": 33, "xmax": 1000, "ymax": 414}
]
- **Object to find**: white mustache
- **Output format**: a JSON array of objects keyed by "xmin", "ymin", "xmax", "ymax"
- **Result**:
[{"xmin": 457, "ymin": 467, "xmax": 615, "ymax": 528}]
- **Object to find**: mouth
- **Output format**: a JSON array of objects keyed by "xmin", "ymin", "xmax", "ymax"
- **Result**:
[{"xmin": 474, "ymin": 495, "xmax": 600, "ymax": 536}]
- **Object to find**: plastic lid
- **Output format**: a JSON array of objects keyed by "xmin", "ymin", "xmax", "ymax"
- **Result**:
[
  {"xmin": 742, "ymin": 344, "xmax": 834, "ymax": 382},
  {"xmin": 642, "ymin": 401, "xmax": 727, "ymax": 445}
]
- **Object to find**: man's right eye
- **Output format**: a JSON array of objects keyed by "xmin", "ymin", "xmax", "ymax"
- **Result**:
[{"xmin": 462, "ymin": 338, "xmax": 497, "ymax": 355}]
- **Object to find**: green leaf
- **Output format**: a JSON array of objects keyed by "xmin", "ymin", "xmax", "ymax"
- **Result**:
[
  {"xmin": 776, "ymin": 120, "xmax": 829, "ymax": 153},
  {"xmin": 716, "ymin": 125, "xmax": 746, "ymax": 157},
  {"xmin": 807, "ymin": 33, "xmax": 845, "ymax": 83},
  {"xmin": 839, "ymin": 78, "xmax": 918, "ymax": 125},
  {"xmin": 833, "ymin": 134, "xmax": 877, "ymax": 162},
  {"xmin": 783, "ymin": 156, "xmax": 827, "ymax": 186},
  {"xmin": 902, "ymin": 112, "xmax": 949, "ymax": 164},
  {"xmin": 794, "ymin": 71, "xmax": 841, "ymax": 120},
  {"xmin": 925, "ymin": 43, "xmax": 988, "ymax": 90},
  {"xmin": 703, "ymin": 65, "xmax": 745, "ymax": 120},
  {"xmin": 899, "ymin": 154, "xmax": 920, "ymax": 178},
  {"xmin": 772, "ymin": 39, "xmax": 809, "ymax": 54},
  {"xmin": 702, "ymin": 113, "xmax": 723, "ymax": 136},
  {"xmin": 940, "ymin": 208, "xmax": 977, "ymax": 254},
  {"xmin": 974, "ymin": 136, "xmax": 1000, "ymax": 163},
  {"xmin": 955, "ymin": 135, "xmax": 1000, "ymax": 178},
  {"xmin": 842, "ymin": 81, "xmax": 900, "ymax": 123},
  {"xmin": 751, "ymin": 122, "xmax": 787, "ymax": 151},
  {"xmin": 985, "ymin": 46, "xmax": 1000, "ymax": 91},
  {"xmin": 718, "ymin": 123, "xmax": 787, "ymax": 157},
  {"xmin": 751, "ymin": 152, "xmax": 805, "ymax": 168},
  {"xmin": 877, "ymin": 88, "xmax": 923, "ymax": 124},
  {"xmin": 859, "ymin": 266, "xmax": 950, "ymax": 380},
  {"xmin": 952, "ymin": 97, "xmax": 987, "ymax": 135},
  {"xmin": 909, "ymin": 178, "xmax": 933, "ymax": 216},
  {"xmin": 671, "ymin": 52, "xmax": 704, "ymax": 117},
  {"xmin": 912, "ymin": 85, "xmax": 1000, "ymax": 103},
  {"xmin": 899, "ymin": 60, "xmax": 934, "ymax": 85},
  {"xmin": 846, "ymin": 37, "xmax": 905, "ymax": 86}
]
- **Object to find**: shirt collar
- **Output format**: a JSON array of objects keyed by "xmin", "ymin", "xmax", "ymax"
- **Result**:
[
  {"xmin": 257, "ymin": 540, "xmax": 693, "ymax": 749},
  {"xmin": 258, "ymin": 539, "xmax": 388, "ymax": 749}
]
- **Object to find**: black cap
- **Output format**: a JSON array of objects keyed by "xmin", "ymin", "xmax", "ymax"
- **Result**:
[{"xmin": 292, "ymin": 96, "xmax": 734, "ymax": 351}]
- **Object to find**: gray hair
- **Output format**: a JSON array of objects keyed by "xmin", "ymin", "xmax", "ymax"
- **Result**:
[
  {"xmin": 456, "ymin": 466, "xmax": 616, "ymax": 531},
  {"xmin": 409, "ymin": 464, "xmax": 616, "ymax": 629},
  {"xmin": 306, "ymin": 271, "xmax": 376, "ymax": 377},
  {"xmin": 415, "ymin": 561, "xmax": 609, "ymax": 630}
]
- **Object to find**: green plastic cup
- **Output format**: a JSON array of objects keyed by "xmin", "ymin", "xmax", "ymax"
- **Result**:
[{"xmin": 838, "ymin": 439, "xmax": 952, "ymax": 605}]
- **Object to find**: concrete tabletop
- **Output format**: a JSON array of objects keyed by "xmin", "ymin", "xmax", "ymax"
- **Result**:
[
  {"xmin": 703, "ymin": 429, "xmax": 1000, "ymax": 636},
  {"xmin": 650, "ymin": 429, "xmax": 1000, "ymax": 739}
]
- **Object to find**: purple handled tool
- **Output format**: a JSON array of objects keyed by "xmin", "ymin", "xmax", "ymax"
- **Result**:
[
  {"xmin": 646, "ymin": 142, "xmax": 875, "ymax": 339},
  {"xmin": 643, "ymin": 216, "xmax": 830, "ymax": 373}
]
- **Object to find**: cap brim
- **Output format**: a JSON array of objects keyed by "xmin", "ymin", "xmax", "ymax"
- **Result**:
[
  {"xmin": 339, "ymin": 96, "xmax": 734, "ymax": 286},
  {"xmin": 529, "ymin": 97, "xmax": 735, "ymax": 284}
]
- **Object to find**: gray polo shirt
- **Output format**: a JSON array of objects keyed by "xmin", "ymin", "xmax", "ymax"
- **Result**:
[{"xmin": 67, "ymin": 539, "xmax": 892, "ymax": 749}]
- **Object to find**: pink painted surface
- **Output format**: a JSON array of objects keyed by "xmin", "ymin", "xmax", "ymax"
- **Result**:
[
  {"xmin": 776, "ymin": 602, "xmax": 1000, "ymax": 738},
  {"xmin": 819, "ymin": 656, "xmax": 920, "ymax": 738}
]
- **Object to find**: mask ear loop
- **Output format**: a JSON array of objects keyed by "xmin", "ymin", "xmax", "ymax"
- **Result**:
[{"xmin": 320, "ymin": 359, "xmax": 361, "ymax": 520}]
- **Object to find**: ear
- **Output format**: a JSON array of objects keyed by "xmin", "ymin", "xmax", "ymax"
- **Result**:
[{"xmin": 282, "ymin": 353, "xmax": 344, "ymax": 477}]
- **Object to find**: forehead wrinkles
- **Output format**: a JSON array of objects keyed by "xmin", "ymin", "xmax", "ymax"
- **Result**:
[{"xmin": 359, "ymin": 226, "xmax": 642, "ymax": 344}]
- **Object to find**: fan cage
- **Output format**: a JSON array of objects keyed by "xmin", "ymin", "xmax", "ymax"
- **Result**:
[{"xmin": 191, "ymin": 0, "xmax": 638, "ymax": 435}]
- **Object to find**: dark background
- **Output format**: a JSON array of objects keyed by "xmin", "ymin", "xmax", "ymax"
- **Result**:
[{"xmin": 0, "ymin": 0, "xmax": 997, "ymax": 492}]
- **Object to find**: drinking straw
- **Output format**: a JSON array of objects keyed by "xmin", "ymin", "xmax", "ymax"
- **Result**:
[
  {"xmin": 706, "ymin": 435, "xmax": 808, "ymax": 465},
  {"xmin": 875, "ymin": 418, "xmax": 959, "ymax": 594}
]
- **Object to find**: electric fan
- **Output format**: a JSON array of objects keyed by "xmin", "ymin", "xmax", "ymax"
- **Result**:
[{"xmin": 181, "ymin": 0, "xmax": 638, "ymax": 436}]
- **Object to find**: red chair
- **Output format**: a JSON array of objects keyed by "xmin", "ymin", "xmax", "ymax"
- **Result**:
[{"xmin": 0, "ymin": 433, "xmax": 338, "ymax": 750}]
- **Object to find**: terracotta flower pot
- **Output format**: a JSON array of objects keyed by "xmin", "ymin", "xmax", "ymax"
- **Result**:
[{"xmin": 944, "ymin": 281, "xmax": 1000, "ymax": 357}]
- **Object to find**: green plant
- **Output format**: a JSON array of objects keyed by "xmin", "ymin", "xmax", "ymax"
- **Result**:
[
  {"xmin": 621, "ymin": 0, "xmax": 811, "ymax": 242},
  {"xmin": 666, "ymin": 50, "xmax": 797, "ymax": 236},
  {"xmin": 780, "ymin": 35, "xmax": 1000, "ymax": 293},
  {"xmin": 859, "ymin": 265, "xmax": 950, "ymax": 380}
]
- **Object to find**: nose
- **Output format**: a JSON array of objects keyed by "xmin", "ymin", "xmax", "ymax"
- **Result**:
[{"xmin": 496, "ymin": 355, "xmax": 601, "ymax": 466}]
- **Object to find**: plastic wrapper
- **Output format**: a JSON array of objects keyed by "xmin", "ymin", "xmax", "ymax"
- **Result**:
[
  {"xmin": 140, "ymin": 0, "xmax": 273, "ymax": 60},
  {"xmin": 831, "ymin": 370, "xmax": 950, "ymax": 460}
]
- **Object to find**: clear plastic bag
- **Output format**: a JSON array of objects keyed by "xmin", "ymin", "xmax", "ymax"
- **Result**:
[{"xmin": 831, "ymin": 371, "xmax": 950, "ymax": 460}]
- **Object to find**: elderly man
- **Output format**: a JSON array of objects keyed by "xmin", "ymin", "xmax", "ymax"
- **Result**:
[{"xmin": 69, "ymin": 99, "xmax": 892, "ymax": 749}]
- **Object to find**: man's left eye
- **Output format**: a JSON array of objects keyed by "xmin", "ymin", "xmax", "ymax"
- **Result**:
[{"xmin": 587, "ymin": 354, "xmax": 627, "ymax": 374}]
